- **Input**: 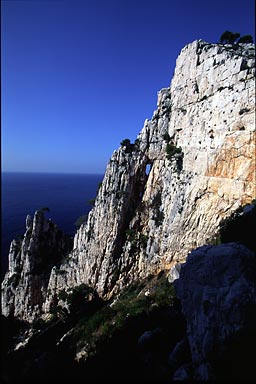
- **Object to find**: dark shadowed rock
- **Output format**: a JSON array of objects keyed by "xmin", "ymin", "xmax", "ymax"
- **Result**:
[
  {"xmin": 219, "ymin": 203, "xmax": 256, "ymax": 252},
  {"xmin": 174, "ymin": 242, "xmax": 256, "ymax": 380},
  {"xmin": 167, "ymin": 336, "xmax": 191, "ymax": 374}
]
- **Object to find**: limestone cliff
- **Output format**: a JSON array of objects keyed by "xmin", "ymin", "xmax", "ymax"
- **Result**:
[
  {"xmin": 1, "ymin": 211, "xmax": 72, "ymax": 321},
  {"xmin": 2, "ymin": 40, "xmax": 255, "ymax": 321}
]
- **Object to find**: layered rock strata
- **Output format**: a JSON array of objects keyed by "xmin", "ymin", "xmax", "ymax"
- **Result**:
[{"xmin": 2, "ymin": 40, "xmax": 255, "ymax": 321}]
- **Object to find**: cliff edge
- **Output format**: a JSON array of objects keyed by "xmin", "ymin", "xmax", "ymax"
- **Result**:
[{"xmin": 2, "ymin": 40, "xmax": 255, "ymax": 322}]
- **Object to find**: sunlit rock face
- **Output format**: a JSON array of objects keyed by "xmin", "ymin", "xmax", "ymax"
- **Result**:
[
  {"xmin": 64, "ymin": 40, "xmax": 255, "ymax": 297},
  {"xmin": 1, "ymin": 211, "xmax": 72, "ymax": 322},
  {"xmin": 2, "ymin": 40, "xmax": 255, "ymax": 321}
]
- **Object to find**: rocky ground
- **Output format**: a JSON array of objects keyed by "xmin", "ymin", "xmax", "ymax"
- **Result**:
[{"xmin": 1, "ymin": 202, "xmax": 256, "ymax": 383}]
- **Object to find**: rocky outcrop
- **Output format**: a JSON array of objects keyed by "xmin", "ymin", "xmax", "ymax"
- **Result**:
[
  {"xmin": 2, "ymin": 40, "xmax": 255, "ymax": 321},
  {"xmin": 2, "ymin": 200, "xmax": 255, "ymax": 382},
  {"xmin": 174, "ymin": 241, "xmax": 256, "ymax": 380},
  {"xmin": 1, "ymin": 210, "xmax": 72, "ymax": 322},
  {"xmin": 46, "ymin": 40, "xmax": 255, "ymax": 301}
]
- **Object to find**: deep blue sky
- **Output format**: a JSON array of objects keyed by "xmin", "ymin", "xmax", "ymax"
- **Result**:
[{"xmin": 2, "ymin": 0, "xmax": 255, "ymax": 174}]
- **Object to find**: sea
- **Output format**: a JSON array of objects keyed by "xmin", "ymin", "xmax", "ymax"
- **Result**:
[{"xmin": 1, "ymin": 172, "xmax": 103, "ymax": 279}]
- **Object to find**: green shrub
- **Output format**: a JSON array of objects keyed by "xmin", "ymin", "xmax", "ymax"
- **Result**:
[
  {"xmin": 112, "ymin": 283, "xmax": 150, "ymax": 322},
  {"xmin": 116, "ymin": 296, "xmax": 149, "ymax": 323},
  {"xmin": 66, "ymin": 284, "xmax": 94, "ymax": 304},
  {"xmin": 120, "ymin": 138, "xmax": 135, "ymax": 153},
  {"xmin": 120, "ymin": 138, "xmax": 131, "ymax": 147},
  {"xmin": 238, "ymin": 35, "xmax": 254, "ymax": 43},
  {"xmin": 162, "ymin": 132, "xmax": 171, "ymax": 142},
  {"xmin": 166, "ymin": 143, "xmax": 182, "ymax": 160},
  {"xmin": 220, "ymin": 30, "xmax": 240, "ymax": 44},
  {"xmin": 58, "ymin": 290, "xmax": 69, "ymax": 301},
  {"xmin": 70, "ymin": 274, "xmax": 177, "ymax": 357},
  {"xmin": 153, "ymin": 210, "xmax": 164, "ymax": 227},
  {"xmin": 152, "ymin": 275, "xmax": 176, "ymax": 306},
  {"xmin": 81, "ymin": 306, "xmax": 114, "ymax": 337},
  {"xmin": 219, "ymin": 31, "xmax": 253, "ymax": 45}
]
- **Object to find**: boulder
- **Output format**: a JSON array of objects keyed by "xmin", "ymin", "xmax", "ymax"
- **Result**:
[{"xmin": 174, "ymin": 242, "xmax": 256, "ymax": 380}]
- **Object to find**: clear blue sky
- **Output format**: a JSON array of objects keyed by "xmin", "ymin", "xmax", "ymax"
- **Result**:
[{"xmin": 1, "ymin": 0, "xmax": 255, "ymax": 174}]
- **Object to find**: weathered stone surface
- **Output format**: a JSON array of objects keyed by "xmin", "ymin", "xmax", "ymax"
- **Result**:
[
  {"xmin": 65, "ymin": 40, "xmax": 255, "ymax": 298},
  {"xmin": 167, "ymin": 263, "xmax": 182, "ymax": 283},
  {"xmin": 2, "ymin": 40, "xmax": 255, "ymax": 321},
  {"xmin": 174, "ymin": 242, "xmax": 256, "ymax": 380},
  {"xmin": 1, "ymin": 211, "xmax": 72, "ymax": 322}
]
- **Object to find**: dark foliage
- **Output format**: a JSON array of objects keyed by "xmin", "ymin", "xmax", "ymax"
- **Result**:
[
  {"xmin": 238, "ymin": 35, "xmax": 254, "ymax": 43},
  {"xmin": 220, "ymin": 30, "xmax": 240, "ymax": 44},
  {"xmin": 120, "ymin": 138, "xmax": 131, "ymax": 147},
  {"xmin": 120, "ymin": 138, "xmax": 136, "ymax": 153},
  {"xmin": 166, "ymin": 143, "xmax": 182, "ymax": 160},
  {"xmin": 1, "ymin": 274, "xmax": 184, "ymax": 383},
  {"xmin": 220, "ymin": 30, "xmax": 254, "ymax": 44},
  {"xmin": 162, "ymin": 132, "xmax": 171, "ymax": 142}
]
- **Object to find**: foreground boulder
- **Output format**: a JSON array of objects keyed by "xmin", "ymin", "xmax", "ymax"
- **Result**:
[{"xmin": 174, "ymin": 242, "xmax": 256, "ymax": 380}]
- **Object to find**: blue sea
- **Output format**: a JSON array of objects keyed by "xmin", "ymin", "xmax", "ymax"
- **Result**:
[{"xmin": 1, "ymin": 172, "xmax": 103, "ymax": 278}]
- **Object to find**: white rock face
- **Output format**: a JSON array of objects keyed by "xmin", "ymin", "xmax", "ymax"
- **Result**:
[
  {"xmin": 69, "ymin": 40, "xmax": 255, "ymax": 296},
  {"xmin": 1, "ymin": 210, "xmax": 72, "ymax": 321},
  {"xmin": 2, "ymin": 40, "xmax": 255, "ymax": 321},
  {"xmin": 167, "ymin": 263, "xmax": 182, "ymax": 283}
]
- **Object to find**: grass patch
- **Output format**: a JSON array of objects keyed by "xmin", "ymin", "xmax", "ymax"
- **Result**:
[{"xmin": 70, "ymin": 273, "xmax": 176, "ymax": 356}]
